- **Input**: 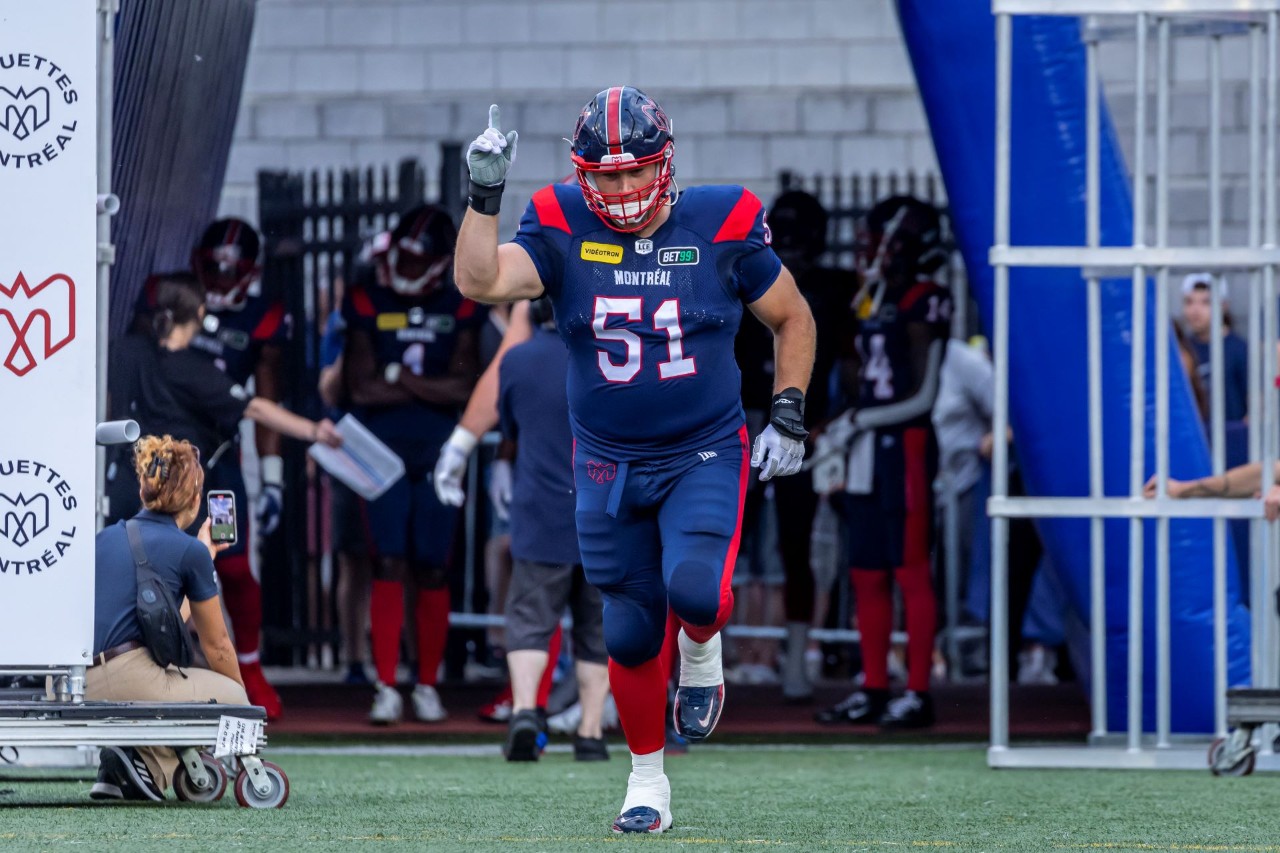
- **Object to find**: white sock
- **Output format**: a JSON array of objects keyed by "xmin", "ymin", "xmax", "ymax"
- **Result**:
[
  {"xmin": 677, "ymin": 629, "xmax": 722, "ymax": 687},
  {"xmin": 629, "ymin": 748, "xmax": 665, "ymax": 784}
]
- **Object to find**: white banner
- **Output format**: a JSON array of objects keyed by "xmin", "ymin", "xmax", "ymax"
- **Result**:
[{"xmin": 0, "ymin": 5, "xmax": 99, "ymax": 665}]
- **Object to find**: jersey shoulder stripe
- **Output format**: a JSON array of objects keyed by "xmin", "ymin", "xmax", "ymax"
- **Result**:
[
  {"xmin": 713, "ymin": 187, "xmax": 764, "ymax": 243},
  {"xmin": 351, "ymin": 286, "xmax": 376, "ymax": 317},
  {"xmin": 532, "ymin": 185, "xmax": 571, "ymax": 234},
  {"xmin": 899, "ymin": 280, "xmax": 941, "ymax": 314},
  {"xmin": 251, "ymin": 301, "xmax": 286, "ymax": 341}
]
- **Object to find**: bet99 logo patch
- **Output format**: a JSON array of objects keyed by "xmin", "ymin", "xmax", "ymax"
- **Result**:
[{"xmin": 658, "ymin": 247, "xmax": 699, "ymax": 267}]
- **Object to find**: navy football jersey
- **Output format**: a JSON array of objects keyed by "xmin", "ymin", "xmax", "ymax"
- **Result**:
[
  {"xmin": 853, "ymin": 279, "xmax": 951, "ymax": 425},
  {"xmin": 342, "ymin": 281, "xmax": 488, "ymax": 450},
  {"xmin": 513, "ymin": 183, "xmax": 782, "ymax": 460}
]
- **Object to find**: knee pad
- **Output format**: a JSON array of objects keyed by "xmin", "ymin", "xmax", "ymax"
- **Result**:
[
  {"xmin": 667, "ymin": 560, "xmax": 721, "ymax": 628},
  {"xmin": 602, "ymin": 598, "xmax": 666, "ymax": 668},
  {"xmin": 373, "ymin": 557, "xmax": 408, "ymax": 583},
  {"xmin": 415, "ymin": 566, "xmax": 448, "ymax": 590}
]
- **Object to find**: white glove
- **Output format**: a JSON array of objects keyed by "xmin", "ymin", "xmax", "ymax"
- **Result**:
[
  {"xmin": 433, "ymin": 427, "xmax": 478, "ymax": 506},
  {"xmin": 489, "ymin": 458, "xmax": 513, "ymax": 522},
  {"xmin": 467, "ymin": 104, "xmax": 518, "ymax": 187},
  {"xmin": 254, "ymin": 455, "xmax": 285, "ymax": 536},
  {"xmin": 751, "ymin": 424, "xmax": 805, "ymax": 482}
]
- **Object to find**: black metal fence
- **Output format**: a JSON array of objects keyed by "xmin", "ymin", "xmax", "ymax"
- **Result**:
[{"xmin": 254, "ymin": 146, "xmax": 464, "ymax": 665}]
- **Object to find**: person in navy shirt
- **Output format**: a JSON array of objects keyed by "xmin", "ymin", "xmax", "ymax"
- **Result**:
[
  {"xmin": 89, "ymin": 436, "xmax": 247, "ymax": 802},
  {"xmin": 341, "ymin": 205, "xmax": 486, "ymax": 725},
  {"xmin": 127, "ymin": 218, "xmax": 291, "ymax": 719},
  {"xmin": 454, "ymin": 88, "xmax": 816, "ymax": 834},
  {"xmin": 495, "ymin": 296, "xmax": 610, "ymax": 763},
  {"xmin": 1180, "ymin": 273, "xmax": 1248, "ymax": 423}
]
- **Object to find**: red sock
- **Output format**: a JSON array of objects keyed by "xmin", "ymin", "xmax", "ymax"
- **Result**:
[
  {"xmin": 536, "ymin": 624, "xmax": 563, "ymax": 709},
  {"xmin": 852, "ymin": 569, "xmax": 893, "ymax": 691},
  {"xmin": 415, "ymin": 587, "xmax": 451, "ymax": 687},
  {"xmin": 895, "ymin": 562, "xmax": 937, "ymax": 693},
  {"xmin": 609, "ymin": 655, "xmax": 668, "ymax": 755},
  {"xmin": 215, "ymin": 553, "xmax": 261, "ymax": 658},
  {"xmin": 370, "ymin": 579, "xmax": 404, "ymax": 686}
]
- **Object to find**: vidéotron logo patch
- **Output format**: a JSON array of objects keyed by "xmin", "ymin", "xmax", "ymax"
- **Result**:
[
  {"xmin": 0, "ymin": 51, "xmax": 81, "ymax": 170},
  {"xmin": 0, "ymin": 458, "xmax": 78, "ymax": 579},
  {"xmin": 0, "ymin": 273, "xmax": 76, "ymax": 378}
]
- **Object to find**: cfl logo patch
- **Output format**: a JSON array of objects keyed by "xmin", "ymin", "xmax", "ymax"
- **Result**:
[{"xmin": 698, "ymin": 451, "xmax": 717, "ymax": 462}]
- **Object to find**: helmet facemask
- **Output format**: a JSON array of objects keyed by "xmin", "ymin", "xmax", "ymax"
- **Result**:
[
  {"xmin": 386, "ymin": 241, "xmax": 452, "ymax": 296},
  {"xmin": 574, "ymin": 143, "xmax": 675, "ymax": 233},
  {"xmin": 195, "ymin": 243, "xmax": 258, "ymax": 311}
]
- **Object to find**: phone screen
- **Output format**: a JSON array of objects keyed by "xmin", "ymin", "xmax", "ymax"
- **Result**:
[{"xmin": 208, "ymin": 492, "xmax": 237, "ymax": 544}]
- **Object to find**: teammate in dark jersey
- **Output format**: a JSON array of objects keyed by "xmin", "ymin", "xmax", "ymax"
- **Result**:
[
  {"xmin": 454, "ymin": 89, "xmax": 816, "ymax": 834},
  {"xmin": 341, "ymin": 205, "xmax": 486, "ymax": 725},
  {"xmin": 815, "ymin": 196, "xmax": 951, "ymax": 730},
  {"xmin": 122, "ymin": 219, "xmax": 290, "ymax": 718}
]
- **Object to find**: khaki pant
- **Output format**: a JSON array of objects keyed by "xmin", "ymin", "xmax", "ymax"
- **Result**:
[{"xmin": 85, "ymin": 647, "xmax": 249, "ymax": 791}]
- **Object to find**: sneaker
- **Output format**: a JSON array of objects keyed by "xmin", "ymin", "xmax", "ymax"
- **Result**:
[
  {"xmin": 98, "ymin": 746, "xmax": 163, "ymax": 802},
  {"xmin": 814, "ymin": 688, "xmax": 889, "ymax": 725},
  {"xmin": 411, "ymin": 684, "xmax": 448, "ymax": 722},
  {"xmin": 1017, "ymin": 645, "xmax": 1059, "ymax": 686},
  {"xmin": 673, "ymin": 630, "xmax": 724, "ymax": 743},
  {"xmin": 88, "ymin": 750, "xmax": 123, "ymax": 801},
  {"xmin": 612, "ymin": 771, "xmax": 673, "ymax": 834},
  {"xmin": 504, "ymin": 709, "xmax": 543, "ymax": 762},
  {"xmin": 547, "ymin": 700, "xmax": 583, "ymax": 736},
  {"xmin": 370, "ymin": 683, "xmax": 403, "ymax": 725},
  {"xmin": 241, "ymin": 662, "xmax": 283, "ymax": 721},
  {"xmin": 343, "ymin": 662, "xmax": 371, "ymax": 686},
  {"xmin": 573, "ymin": 734, "xmax": 609, "ymax": 762},
  {"xmin": 879, "ymin": 690, "xmax": 936, "ymax": 729}
]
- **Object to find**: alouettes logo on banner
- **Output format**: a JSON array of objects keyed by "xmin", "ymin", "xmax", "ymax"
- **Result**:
[
  {"xmin": 0, "ymin": 51, "xmax": 81, "ymax": 169},
  {"xmin": 0, "ymin": 273, "xmax": 76, "ymax": 377}
]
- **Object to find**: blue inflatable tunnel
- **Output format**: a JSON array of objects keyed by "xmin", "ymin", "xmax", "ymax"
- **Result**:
[{"xmin": 896, "ymin": 3, "xmax": 1251, "ymax": 731}]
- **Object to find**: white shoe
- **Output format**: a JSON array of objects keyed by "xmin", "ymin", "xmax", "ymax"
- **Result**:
[
  {"xmin": 612, "ymin": 772, "xmax": 673, "ymax": 834},
  {"xmin": 548, "ymin": 694, "xmax": 620, "ymax": 735},
  {"xmin": 1016, "ymin": 646, "xmax": 1059, "ymax": 686},
  {"xmin": 411, "ymin": 684, "xmax": 448, "ymax": 722},
  {"xmin": 370, "ymin": 683, "xmax": 403, "ymax": 725}
]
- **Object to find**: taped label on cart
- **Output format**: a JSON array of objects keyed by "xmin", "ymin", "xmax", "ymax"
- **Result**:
[{"xmin": 214, "ymin": 715, "xmax": 264, "ymax": 758}]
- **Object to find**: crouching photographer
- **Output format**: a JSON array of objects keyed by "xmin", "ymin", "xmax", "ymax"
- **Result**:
[{"xmin": 88, "ymin": 435, "xmax": 247, "ymax": 802}]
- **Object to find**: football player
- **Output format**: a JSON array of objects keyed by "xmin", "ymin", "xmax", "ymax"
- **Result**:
[
  {"xmin": 815, "ymin": 196, "xmax": 951, "ymax": 729},
  {"xmin": 341, "ymin": 205, "xmax": 485, "ymax": 725},
  {"xmin": 454, "ymin": 89, "xmax": 816, "ymax": 834}
]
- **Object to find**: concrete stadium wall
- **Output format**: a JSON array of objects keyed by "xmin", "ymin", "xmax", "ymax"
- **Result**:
[{"xmin": 221, "ymin": 2, "xmax": 1253, "ymax": 254}]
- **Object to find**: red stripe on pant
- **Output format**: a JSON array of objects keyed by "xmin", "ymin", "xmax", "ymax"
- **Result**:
[{"xmin": 681, "ymin": 424, "xmax": 749, "ymax": 643}]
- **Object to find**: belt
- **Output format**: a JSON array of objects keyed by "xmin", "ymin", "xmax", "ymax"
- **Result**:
[{"xmin": 93, "ymin": 640, "xmax": 145, "ymax": 667}]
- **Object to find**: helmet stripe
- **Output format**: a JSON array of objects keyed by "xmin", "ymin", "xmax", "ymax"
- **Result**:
[
  {"xmin": 224, "ymin": 219, "xmax": 240, "ymax": 247},
  {"xmin": 605, "ymin": 86, "xmax": 623, "ymax": 155}
]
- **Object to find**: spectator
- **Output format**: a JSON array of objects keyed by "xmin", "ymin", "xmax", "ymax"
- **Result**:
[
  {"xmin": 495, "ymin": 296, "xmax": 611, "ymax": 762},
  {"xmin": 1180, "ymin": 272, "xmax": 1247, "ymax": 424},
  {"xmin": 88, "ymin": 436, "xmax": 246, "ymax": 802}
]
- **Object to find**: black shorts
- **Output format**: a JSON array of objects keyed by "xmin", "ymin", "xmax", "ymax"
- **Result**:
[
  {"xmin": 843, "ymin": 426, "xmax": 937, "ymax": 571},
  {"xmin": 329, "ymin": 476, "xmax": 369, "ymax": 555},
  {"xmin": 505, "ymin": 559, "xmax": 606, "ymax": 665}
]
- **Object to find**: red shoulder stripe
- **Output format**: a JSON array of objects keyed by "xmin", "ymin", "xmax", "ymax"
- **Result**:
[
  {"xmin": 252, "ymin": 301, "xmax": 286, "ymax": 341},
  {"xmin": 352, "ymin": 287, "xmax": 376, "ymax": 318},
  {"xmin": 713, "ymin": 189, "xmax": 763, "ymax": 243},
  {"xmin": 457, "ymin": 298, "xmax": 478, "ymax": 321},
  {"xmin": 532, "ymin": 186, "xmax": 571, "ymax": 234},
  {"xmin": 898, "ymin": 280, "xmax": 936, "ymax": 314}
]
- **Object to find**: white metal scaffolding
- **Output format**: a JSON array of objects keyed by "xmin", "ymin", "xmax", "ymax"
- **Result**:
[{"xmin": 989, "ymin": 0, "xmax": 1280, "ymax": 770}]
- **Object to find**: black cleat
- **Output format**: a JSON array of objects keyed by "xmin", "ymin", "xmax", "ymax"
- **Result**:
[
  {"xmin": 88, "ymin": 750, "xmax": 123, "ymax": 801},
  {"xmin": 573, "ymin": 734, "xmax": 609, "ymax": 762},
  {"xmin": 814, "ymin": 688, "xmax": 890, "ymax": 725},
  {"xmin": 504, "ymin": 709, "xmax": 543, "ymax": 762},
  {"xmin": 878, "ymin": 690, "xmax": 935, "ymax": 729},
  {"xmin": 673, "ymin": 684, "xmax": 724, "ymax": 743}
]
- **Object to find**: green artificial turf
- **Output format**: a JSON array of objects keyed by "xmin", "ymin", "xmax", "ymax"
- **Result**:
[{"xmin": 2, "ymin": 745, "xmax": 1279, "ymax": 851}]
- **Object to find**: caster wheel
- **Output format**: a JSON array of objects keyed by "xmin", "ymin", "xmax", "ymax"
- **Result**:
[
  {"xmin": 1208, "ymin": 737, "xmax": 1256, "ymax": 777},
  {"xmin": 234, "ymin": 761, "xmax": 290, "ymax": 808},
  {"xmin": 173, "ymin": 752, "xmax": 228, "ymax": 803}
]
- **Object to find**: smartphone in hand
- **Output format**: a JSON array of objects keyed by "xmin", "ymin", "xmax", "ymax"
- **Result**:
[{"xmin": 207, "ymin": 490, "xmax": 238, "ymax": 546}]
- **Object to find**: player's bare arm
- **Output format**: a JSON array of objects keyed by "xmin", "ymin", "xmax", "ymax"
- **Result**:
[
  {"xmin": 343, "ymin": 326, "xmax": 414, "ymax": 407},
  {"xmin": 395, "ymin": 326, "xmax": 482, "ymax": 406},
  {"xmin": 746, "ymin": 265, "xmax": 817, "ymax": 396},
  {"xmin": 454, "ymin": 105, "xmax": 546, "ymax": 304},
  {"xmin": 854, "ymin": 321, "xmax": 944, "ymax": 430},
  {"xmin": 253, "ymin": 344, "xmax": 285, "ymax": 455}
]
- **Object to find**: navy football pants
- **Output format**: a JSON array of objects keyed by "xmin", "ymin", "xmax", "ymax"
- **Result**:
[{"xmin": 574, "ymin": 426, "xmax": 749, "ymax": 668}]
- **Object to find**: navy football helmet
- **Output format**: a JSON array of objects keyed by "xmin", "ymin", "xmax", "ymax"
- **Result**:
[
  {"xmin": 570, "ymin": 86, "xmax": 675, "ymax": 233},
  {"xmin": 769, "ymin": 190, "xmax": 829, "ymax": 273},
  {"xmin": 858, "ymin": 196, "xmax": 946, "ymax": 287},
  {"xmin": 192, "ymin": 218, "xmax": 261, "ymax": 311},
  {"xmin": 374, "ymin": 205, "xmax": 456, "ymax": 296}
]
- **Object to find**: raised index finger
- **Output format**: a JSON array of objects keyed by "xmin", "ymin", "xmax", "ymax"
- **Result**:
[{"xmin": 488, "ymin": 104, "xmax": 501, "ymax": 133}]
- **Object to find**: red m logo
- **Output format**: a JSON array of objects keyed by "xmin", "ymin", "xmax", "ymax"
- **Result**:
[{"xmin": 0, "ymin": 273, "xmax": 76, "ymax": 378}]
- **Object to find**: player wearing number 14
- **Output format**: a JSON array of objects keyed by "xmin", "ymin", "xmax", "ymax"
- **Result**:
[{"xmin": 454, "ymin": 87, "xmax": 817, "ymax": 834}]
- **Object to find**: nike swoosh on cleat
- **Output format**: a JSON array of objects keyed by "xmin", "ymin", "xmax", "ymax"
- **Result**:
[{"xmin": 696, "ymin": 706, "xmax": 714, "ymax": 728}]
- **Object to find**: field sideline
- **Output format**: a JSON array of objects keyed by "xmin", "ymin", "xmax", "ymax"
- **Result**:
[{"xmin": 2, "ymin": 745, "xmax": 1279, "ymax": 851}]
